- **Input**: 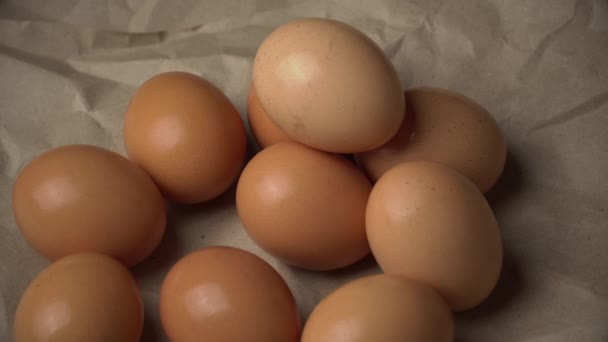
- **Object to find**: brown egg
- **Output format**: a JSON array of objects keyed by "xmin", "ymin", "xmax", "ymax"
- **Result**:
[
  {"xmin": 159, "ymin": 246, "xmax": 300, "ymax": 342},
  {"xmin": 12, "ymin": 144, "xmax": 166, "ymax": 267},
  {"xmin": 13, "ymin": 253, "xmax": 143, "ymax": 342},
  {"xmin": 366, "ymin": 161, "xmax": 503, "ymax": 311},
  {"xmin": 247, "ymin": 83, "xmax": 295, "ymax": 149},
  {"xmin": 123, "ymin": 71, "xmax": 247, "ymax": 203},
  {"xmin": 236, "ymin": 142, "xmax": 371, "ymax": 270},
  {"xmin": 301, "ymin": 274, "xmax": 453, "ymax": 342},
  {"xmin": 356, "ymin": 88, "xmax": 507, "ymax": 192},
  {"xmin": 253, "ymin": 18, "xmax": 404, "ymax": 153}
]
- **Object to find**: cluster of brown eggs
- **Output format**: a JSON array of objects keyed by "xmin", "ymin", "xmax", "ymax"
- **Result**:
[{"xmin": 11, "ymin": 18, "xmax": 506, "ymax": 341}]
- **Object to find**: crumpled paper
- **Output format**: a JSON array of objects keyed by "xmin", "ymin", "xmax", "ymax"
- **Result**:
[{"xmin": 1, "ymin": 1, "xmax": 607, "ymax": 341}]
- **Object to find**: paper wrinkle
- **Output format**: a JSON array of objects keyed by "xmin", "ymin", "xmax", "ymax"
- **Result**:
[
  {"xmin": 0, "ymin": 125, "xmax": 27, "ymax": 178},
  {"xmin": 528, "ymin": 91, "xmax": 608, "ymax": 134},
  {"xmin": 516, "ymin": 0, "xmax": 588, "ymax": 84},
  {"xmin": 1, "ymin": 1, "xmax": 607, "ymax": 341},
  {"xmin": 0, "ymin": 47, "xmax": 115, "ymax": 135}
]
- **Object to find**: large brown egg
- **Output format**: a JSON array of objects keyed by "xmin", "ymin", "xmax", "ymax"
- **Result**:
[
  {"xmin": 124, "ymin": 71, "xmax": 247, "ymax": 203},
  {"xmin": 13, "ymin": 253, "xmax": 143, "ymax": 342},
  {"xmin": 236, "ymin": 142, "xmax": 371, "ymax": 270},
  {"xmin": 253, "ymin": 18, "xmax": 404, "ymax": 153},
  {"xmin": 12, "ymin": 144, "xmax": 166, "ymax": 267},
  {"xmin": 247, "ymin": 83, "xmax": 295, "ymax": 149},
  {"xmin": 301, "ymin": 275, "xmax": 454, "ymax": 342},
  {"xmin": 356, "ymin": 88, "xmax": 507, "ymax": 192},
  {"xmin": 366, "ymin": 161, "xmax": 503, "ymax": 311},
  {"xmin": 159, "ymin": 246, "xmax": 300, "ymax": 342}
]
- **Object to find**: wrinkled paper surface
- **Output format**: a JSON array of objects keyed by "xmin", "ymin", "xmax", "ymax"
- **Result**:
[{"xmin": 1, "ymin": 1, "xmax": 607, "ymax": 341}]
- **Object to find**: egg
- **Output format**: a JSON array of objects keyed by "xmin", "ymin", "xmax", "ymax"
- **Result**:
[
  {"xmin": 159, "ymin": 246, "xmax": 300, "ymax": 342},
  {"xmin": 253, "ymin": 18, "xmax": 404, "ymax": 153},
  {"xmin": 301, "ymin": 274, "xmax": 454, "ymax": 342},
  {"xmin": 13, "ymin": 253, "xmax": 143, "ymax": 342},
  {"xmin": 366, "ymin": 161, "xmax": 503, "ymax": 311},
  {"xmin": 247, "ymin": 83, "xmax": 295, "ymax": 149},
  {"xmin": 356, "ymin": 88, "xmax": 507, "ymax": 192},
  {"xmin": 236, "ymin": 142, "xmax": 371, "ymax": 270},
  {"xmin": 12, "ymin": 144, "xmax": 166, "ymax": 267},
  {"xmin": 123, "ymin": 71, "xmax": 247, "ymax": 203}
]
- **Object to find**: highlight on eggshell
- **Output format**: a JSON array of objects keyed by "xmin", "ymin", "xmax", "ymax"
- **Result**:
[
  {"xmin": 236, "ymin": 142, "xmax": 371, "ymax": 271},
  {"xmin": 12, "ymin": 144, "xmax": 166, "ymax": 267},
  {"xmin": 123, "ymin": 71, "xmax": 248, "ymax": 204},
  {"xmin": 159, "ymin": 246, "xmax": 300, "ymax": 342},
  {"xmin": 253, "ymin": 18, "xmax": 405, "ymax": 153},
  {"xmin": 302, "ymin": 274, "xmax": 454, "ymax": 342},
  {"xmin": 13, "ymin": 253, "xmax": 143, "ymax": 342},
  {"xmin": 366, "ymin": 161, "xmax": 503, "ymax": 311}
]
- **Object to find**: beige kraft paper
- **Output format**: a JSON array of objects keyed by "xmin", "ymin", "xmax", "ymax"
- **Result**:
[{"xmin": 0, "ymin": 1, "xmax": 607, "ymax": 341}]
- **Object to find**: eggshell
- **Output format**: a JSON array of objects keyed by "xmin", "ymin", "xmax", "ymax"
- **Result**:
[
  {"xmin": 12, "ymin": 144, "xmax": 166, "ymax": 267},
  {"xmin": 366, "ymin": 161, "xmax": 503, "ymax": 311},
  {"xmin": 301, "ymin": 274, "xmax": 453, "ymax": 342},
  {"xmin": 356, "ymin": 88, "xmax": 507, "ymax": 192},
  {"xmin": 253, "ymin": 18, "xmax": 404, "ymax": 153},
  {"xmin": 247, "ymin": 83, "xmax": 295, "ymax": 149},
  {"xmin": 13, "ymin": 253, "xmax": 143, "ymax": 342},
  {"xmin": 236, "ymin": 142, "xmax": 371, "ymax": 270},
  {"xmin": 159, "ymin": 246, "xmax": 300, "ymax": 342},
  {"xmin": 123, "ymin": 71, "xmax": 247, "ymax": 203}
]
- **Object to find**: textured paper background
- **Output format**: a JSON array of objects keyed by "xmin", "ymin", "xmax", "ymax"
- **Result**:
[{"xmin": 1, "ymin": 1, "xmax": 607, "ymax": 341}]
